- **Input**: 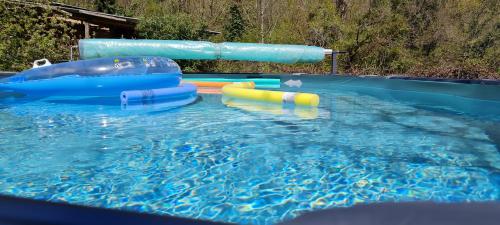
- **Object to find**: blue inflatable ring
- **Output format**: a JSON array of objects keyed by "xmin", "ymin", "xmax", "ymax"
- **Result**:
[{"xmin": 0, "ymin": 57, "xmax": 182, "ymax": 96}]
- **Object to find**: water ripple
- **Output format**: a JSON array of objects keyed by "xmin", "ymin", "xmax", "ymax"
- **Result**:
[{"xmin": 0, "ymin": 88, "xmax": 499, "ymax": 225}]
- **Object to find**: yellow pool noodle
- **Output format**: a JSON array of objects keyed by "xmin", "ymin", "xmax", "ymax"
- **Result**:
[{"xmin": 222, "ymin": 82, "xmax": 319, "ymax": 107}]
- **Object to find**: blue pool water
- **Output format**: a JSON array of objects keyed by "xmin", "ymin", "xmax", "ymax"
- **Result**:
[{"xmin": 0, "ymin": 76, "xmax": 499, "ymax": 224}]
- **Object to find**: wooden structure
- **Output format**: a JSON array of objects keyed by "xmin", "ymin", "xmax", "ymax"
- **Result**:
[
  {"xmin": 51, "ymin": 2, "xmax": 139, "ymax": 38},
  {"xmin": 51, "ymin": 3, "xmax": 221, "ymax": 39},
  {"xmin": 5, "ymin": 1, "xmax": 220, "ymax": 39}
]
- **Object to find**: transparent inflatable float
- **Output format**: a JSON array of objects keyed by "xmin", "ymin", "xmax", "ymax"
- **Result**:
[{"xmin": 0, "ymin": 57, "xmax": 185, "ymax": 97}]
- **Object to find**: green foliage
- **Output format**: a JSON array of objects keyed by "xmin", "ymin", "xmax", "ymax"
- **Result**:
[
  {"xmin": 305, "ymin": 2, "xmax": 341, "ymax": 47},
  {"xmin": 0, "ymin": 0, "xmax": 74, "ymax": 71},
  {"xmin": 456, "ymin": 0, "xmax": 499, "ymax": 72},
  {"xmin": 136, "ymin": 14, "xmax": 208, "ymax": 40},
  {"xmin": 95, "ymin": 0, "xmax": 116, "ymax": 14},
  {"xmin": 4, "ymin": 0, "xmax": 500, "ymax": 78},
  {"xmin": 136, "ymin": 13, "xmax": 214, "ymax": 72},
  {"xmin": 329, "ymin": 0, "xmax": 498, "ymax": 77},
  {"xmin": 224, "ymin": 4, "xmax": 246, "ymax": 41},
  {"xmin": 337, "ymin": 0, "xmax": 413, "ymax": 73}
]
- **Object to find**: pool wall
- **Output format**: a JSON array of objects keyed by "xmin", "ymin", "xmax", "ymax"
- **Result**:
[{"xmin": 1, "ymin": 194, "xmax": 498, "ymax": 225}]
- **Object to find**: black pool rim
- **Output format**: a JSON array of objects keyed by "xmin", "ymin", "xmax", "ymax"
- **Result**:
[
  {"xmin": 1, "ymin": 194, "xmax": 498, "ymax": 225},
  {"xmin": 3, "ymin": 71, "xmax": 500, "ymax": 85}
]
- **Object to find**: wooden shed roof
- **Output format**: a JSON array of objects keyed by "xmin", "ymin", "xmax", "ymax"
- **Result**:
[
  {"xmin": 50, "ymin": 2, "xmax": 138, "ymax": 30},
  {"xmin": 5, "ymin": 1, "xmax": 220, "ymax": 36}
]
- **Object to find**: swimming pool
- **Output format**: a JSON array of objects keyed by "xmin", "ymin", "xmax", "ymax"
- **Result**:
[{"xmin": 0, "ymin": 75, "xmax": 499, "ymax": 224}]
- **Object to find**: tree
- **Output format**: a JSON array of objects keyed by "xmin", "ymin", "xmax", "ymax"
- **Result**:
[
  {"xmin": 223, "ymin": 3, "xmax": 246, "ymax": 41},
  {"xmin": 136, "ymin": 13, "xmax": 214, "ymax": 71},
  {"xmin": 95, "ymin": 0, "xmax": 116, "ymax": 14},
  {"xmin": 136, "ymin": 14, "xmax": 207, "ymax": 40},
  {"xmin": 0, "ymin": 1, "xmax": 74, "ymax": 71},
  {"xmin": 1, "ymin": 0, "xmax": 498, "ymax": 77}
]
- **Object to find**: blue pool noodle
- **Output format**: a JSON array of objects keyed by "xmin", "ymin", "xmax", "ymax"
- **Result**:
[
  {"xmin": 79, "ymin": 39, "xmax": 326, "ymax": 64},
  {"xmin": 121, "ymin": 83, "xmax": 197, "ymax": 104},
  {"xmin": 121, "ymin": 96, "xmax": 198, "ymax": 111}
]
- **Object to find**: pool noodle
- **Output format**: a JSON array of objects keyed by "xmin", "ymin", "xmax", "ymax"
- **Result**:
[
  {"xmin": 222, "ymin": 82, "xmax": 319, "ymax": 107},
  {"xmin": 183, "ymin": 78, "xmax": 280, "ymax": 89},
  {"xmin": 121, "ymin": 83, "xmax": 196, "ymax": 104}
]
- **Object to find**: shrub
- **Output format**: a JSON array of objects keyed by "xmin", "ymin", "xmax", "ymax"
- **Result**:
[{"xmin": 0, "ymin": 1, "xmax": 74, "ymax": 71}]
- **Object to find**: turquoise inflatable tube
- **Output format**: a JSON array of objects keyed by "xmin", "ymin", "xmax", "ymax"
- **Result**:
[
  {"xmin": 121, "ymin": 83, "xmax": 197, "ymax": 104},
  {"xmin": 182, "ymin": 78, "xmax": 280, "ymax": 89},
  {"xmin": 79, "ymin": 39, "xmax": 326, "ymax": 64}
]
